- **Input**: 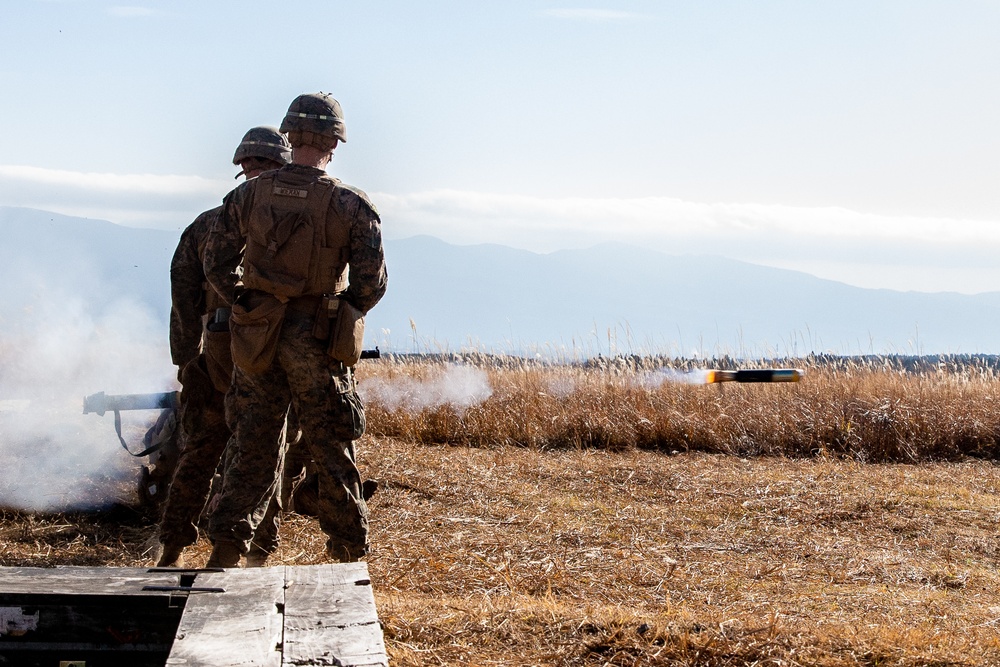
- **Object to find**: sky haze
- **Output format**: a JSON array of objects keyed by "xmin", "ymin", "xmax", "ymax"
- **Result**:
[{"xmin": 2, "ymin": 1, "xmax": 999, "ymax": 293}]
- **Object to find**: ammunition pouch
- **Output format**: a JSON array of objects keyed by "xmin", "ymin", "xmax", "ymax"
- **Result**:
[
  {"xmin": 330, "ymin": 372, "xmax": 366, "ymax": 441},
  {"xmin": 229, "ymin": 291, "xmax": 287, "ymax": 374},
  {"xmin": 312, "ymin": 296, "xmax": 365, "ymax": 366}
]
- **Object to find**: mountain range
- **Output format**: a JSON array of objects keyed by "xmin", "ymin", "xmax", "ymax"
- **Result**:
[{"xmin": 1, "ymin": 206, "xmax": 996, "ymax": 356}]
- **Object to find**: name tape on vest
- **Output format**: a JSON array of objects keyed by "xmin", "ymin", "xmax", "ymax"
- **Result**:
[{"xmin": 273, "ymin": 186, "xmax": 309, "ymax": 198}]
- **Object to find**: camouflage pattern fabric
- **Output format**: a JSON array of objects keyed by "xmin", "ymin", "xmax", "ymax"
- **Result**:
[
  {"xmin": 204, "ymin": 164, "xmax": 387, "ymax": 313},
  {"xmin": 159, "ymin": 208, "xmax": 230, "ymax": 549},
  {"xmin": 169, "ymin": 207, "xmax": 220, "ymax": 371},
  {"xmin": 280, "ymin": 416, "xmax": 316, "ymax": 514},
  {"xmin": 213, "ymin": 411, "xmax": 284, "ymax": 560},
  {"xmin": 169, "ymin": 206, "xmax": 233, "ymax": 393},
  {"xmin": 205, "ymin": 164, "xmax": 387, "ymax": 560},
  {"xmin": 158, "ymin": 364, "xmax": 282, "ymax": 555},
  {"xmin": 156, "ymin": 357, "xmax": 230, "ymax": 548},
  {"xmin": 207, "ymin": 312, "xmax": 370, "ymax": 558},
  {"xmin": 160, "ymin": 207, "xmax": 281, "ymax": 555}
]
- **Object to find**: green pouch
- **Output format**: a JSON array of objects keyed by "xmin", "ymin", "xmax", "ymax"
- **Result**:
[
  {"xmin": 327, "ymin": 298, "xmax": 365, "ymax": 366},
  {"xmin": 229, "ymin": 294, "xmax": 288, "ymax": 374}
]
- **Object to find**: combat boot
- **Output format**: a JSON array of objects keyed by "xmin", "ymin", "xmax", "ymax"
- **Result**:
[
  {"xmin": 289, "ymin": 471, "xmax": 320, "ymax": 517},
  {"xmin": 155, "ymin": 543, "xmax": 185, "ymax": 568},
  {"xmin": 205, "ymin": 540, "xmax": 243, "ymax": 568},
  {"xmin": 245, "ymin": 547, "xmax": 269, "ymax": 568},
  {"xmin": 326, "ymin": 540, "xmax": 369, "ymax": 563}
]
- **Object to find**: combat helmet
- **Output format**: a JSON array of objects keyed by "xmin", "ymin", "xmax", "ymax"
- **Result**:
[
  {"xmin": 280, "ymin": 92, "xmax": 347, "ymax": 146},
  {"xmin": 232, "ymin": 126, "xmax": 292, "ymax": 166}
]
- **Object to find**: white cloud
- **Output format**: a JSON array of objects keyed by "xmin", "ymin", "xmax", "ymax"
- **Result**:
[
  {"xmin": 374, "ymin": 189, "xmax": 1000, "ymax": 293},
  {"xmin": 543, "ymin": 9, "xmax": 642, "ymax": 21},
  {"xmin": 375, "ymin": 189, "xmax": 1000, "ymax": 250},
  {"xmin": 0, "ymin": 165, "xmax": 216, "ymax": 195},
  {"xmin": 0, "ymin": 165, "xmax": 226, "ymax": 230},
  {"xmin": 1, "ymin": 164, "xmax": 997, "ymax": 293}
]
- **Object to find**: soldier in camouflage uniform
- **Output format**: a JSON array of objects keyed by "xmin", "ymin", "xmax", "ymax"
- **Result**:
[
  {"xmin": 204, "ymin": 92, "xmax": 387, "ymax": 568},
  {"xmin": 155, "ymin": 127, "xmax": 292, "ymax": 568}
]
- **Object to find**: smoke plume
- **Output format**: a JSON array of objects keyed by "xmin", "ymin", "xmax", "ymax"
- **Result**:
[
  {"xmin": 358, "ymin": 364, "xmax": 492, "ymax": 412},
  {"xmin": 0, "ymin": 277, "xmax": 174, "ymax": 512},
  {"xmin": 634, "ymin": 369, "xmax": 712, "ymax": 389}
]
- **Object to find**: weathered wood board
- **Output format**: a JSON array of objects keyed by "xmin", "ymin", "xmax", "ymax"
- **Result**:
[
  {"xmin": 0, "ymin": 566, "xmax": 181, "ymax": 595},
  {"xmin": 0, "ymin": 563, "xmax": 388, "ymax": 666},
  {"xmin": 283, "ymin": 562, "xmax": 387, "ymax": 667},
  {"xmin": 166, "ymin": 567, "xmax": 286, "ymax": 666}
]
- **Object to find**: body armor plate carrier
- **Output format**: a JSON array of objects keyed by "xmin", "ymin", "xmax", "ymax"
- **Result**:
[{"xmin": 242, "ymin": 170, "xmax": 350, "ymax": 300}]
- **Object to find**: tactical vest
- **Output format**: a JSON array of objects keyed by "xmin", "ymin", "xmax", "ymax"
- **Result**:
[{"xmin": 241, "ymin": 170, "xmax": 350, "ymax": 300}]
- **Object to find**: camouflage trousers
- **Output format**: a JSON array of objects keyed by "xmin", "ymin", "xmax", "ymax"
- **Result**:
[
  {"xmin": 157, "ymin": 355, "xmax": 280, "ymax": 555},
  {"xmin": 207, "ymin": 312, "xmax": 369, "ymax": 559}
]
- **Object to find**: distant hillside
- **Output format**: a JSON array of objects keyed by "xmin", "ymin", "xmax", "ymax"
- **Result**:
[
  {"xmin": 0, "ymin": 207, "xmax": 178, "ymax": 330},
  {"xmin": 370, "ymin": 236, "xmax": 999, "ymax": 356},
  {"xmin": 1, "ymin": 207, "xmax": 997, "ymax": 355}
]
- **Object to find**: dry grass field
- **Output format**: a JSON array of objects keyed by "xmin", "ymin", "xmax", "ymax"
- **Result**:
[{"xmin": 3, "ymin": 355, "xmax": 1000, "ymax": 665}]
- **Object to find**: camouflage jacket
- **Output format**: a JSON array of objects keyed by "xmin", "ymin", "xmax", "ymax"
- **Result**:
[
  {"xmin": 203, "ymin": 163, "xmax": 387, "ymax": 314},
  {"xmin": 170, "ymin": 206, "xmax": 232, "ymax": 391}
]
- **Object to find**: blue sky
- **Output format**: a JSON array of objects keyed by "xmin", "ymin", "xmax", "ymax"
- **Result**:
[{"xmin": 2, "ymin": 1, "xmax": 1000, "ymax": 293}]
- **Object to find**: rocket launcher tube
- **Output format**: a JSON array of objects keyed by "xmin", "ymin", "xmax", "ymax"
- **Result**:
[
  {"xmin": 82, "ymin": 391, "xmax": 179, "ymax": 417},
  {"xmin": 705, "ymin": 369, "xmax": 804, "ymax": 384},
  {"xmin": 82, "ymin": 391, "xmax": 180, "ymax": 458}
]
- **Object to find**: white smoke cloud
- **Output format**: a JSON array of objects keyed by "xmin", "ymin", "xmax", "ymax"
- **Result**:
[
  {"xmin": 0, "ymin": 273, "xmax": 175, "ymax": 512},
  {"xmin": 543, "ymin": 376, "xmax": 578, "ymax": 399},
  {"xmin": 633, "ymin": 369, "xmax": 712, "ymax": 389},
  {"xmin": 358, "ymin": 365, "xmax": 493, "ymax": 412}
]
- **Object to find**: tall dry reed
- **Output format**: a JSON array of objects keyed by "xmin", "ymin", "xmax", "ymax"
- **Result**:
[{"xmin": 361, "ymin": 354, "xmax": 1000, "ymax": 462}]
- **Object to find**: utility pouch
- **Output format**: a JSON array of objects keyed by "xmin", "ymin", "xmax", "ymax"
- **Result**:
[
  {"xmin": 229, "ymin": 292, "xmax": 288, "ymax": 374},
  {"xmin": 327, "ymin": 297, "xmax": 365, "ymax": 367},
  {"xmin": 330, "ymin": 372, "xmax": 366, "ymax": 440}
]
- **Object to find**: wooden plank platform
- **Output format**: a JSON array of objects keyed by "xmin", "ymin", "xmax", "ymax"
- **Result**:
[
  {"xmin": 0, "ymin": 564, "xmax": 388, "ymax": 666},
  {"xmin": 166, "ymin": 567, "xmax": 285, "ymax": 666},
  {"xmin": 0, "ymin": 566, "xmax": 182, "ymax": 595},
  {"xmin": 283, "ymin": 562, "xmax": 386, "ymax": 667}
]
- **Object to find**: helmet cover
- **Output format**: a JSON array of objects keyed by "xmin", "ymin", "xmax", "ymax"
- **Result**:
[
  {"xmin": 232, "ymin": 126, "xmax": 292, "ymax": 166},
  {"xmin": 279, "ymin": 92, "xmax": 347, "ymax": 143}
]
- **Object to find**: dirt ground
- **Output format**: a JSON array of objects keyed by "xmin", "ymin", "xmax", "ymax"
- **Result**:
[{"xmin": 3, "ymin": 437, "xmax": 1000, "ymax": 665}]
